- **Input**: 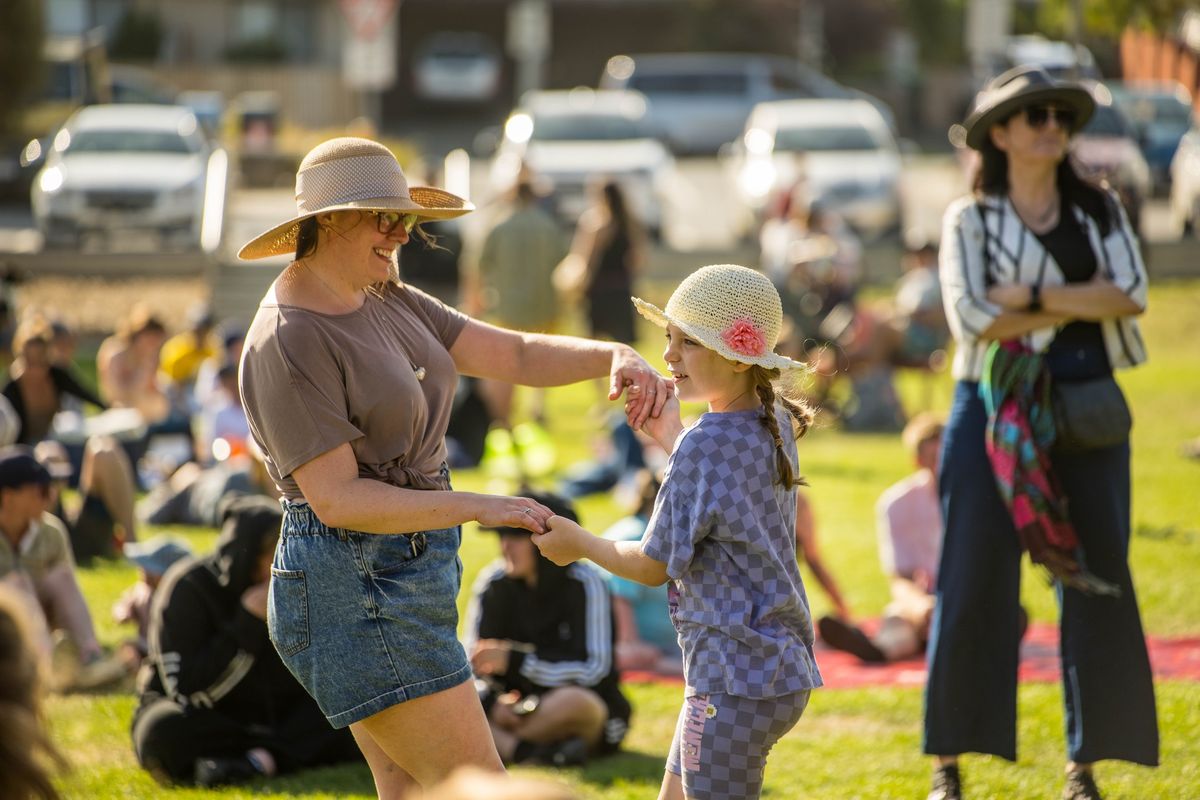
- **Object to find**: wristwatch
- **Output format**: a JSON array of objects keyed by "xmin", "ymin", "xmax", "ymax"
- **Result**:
[{"xmin": 1027, "ymin": 284, "xmax": 1043, "ymax": 313}]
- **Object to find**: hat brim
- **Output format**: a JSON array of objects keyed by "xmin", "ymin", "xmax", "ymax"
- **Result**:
[
  {"xmin": 631, "ymin": 297, "xmax": 808, "ymax": 372},
  {"xmin": 237, "ymin": 186, "xmax": 474, "ymax": 260},
  {"xmin": 963, "ymin": 85, "xmax": 1095, "ymax": 150}
]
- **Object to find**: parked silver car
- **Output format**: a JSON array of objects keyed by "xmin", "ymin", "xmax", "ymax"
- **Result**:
[
  {"xmin": 31, "ymin": 104, "xmax": 225, "ymax": 251},
  {"xmin": 599, "ymin": 52, "xmax": 888, "ymax": 155}
]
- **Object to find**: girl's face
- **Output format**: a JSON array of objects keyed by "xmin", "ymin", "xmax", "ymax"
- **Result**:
[
  {"xmin": 662, "ymin": 323, "xmax": 755, "ymax": 412},
  {"xmin": 989, "ymin": 104, "xmax": 1072, "ymax": 167},
  {"xmin": 319, "ymin": 210, "xmax": 412, "ymax": 288}
]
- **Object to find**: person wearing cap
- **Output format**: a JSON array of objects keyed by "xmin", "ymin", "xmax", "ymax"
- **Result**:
[
  {"xmin": 112, "ymin": 535, "xmax": 193, "ymax": 671},
  {"xmin": 0, "ymin": 446, "xmax": 125, "ymax": 691},
  {"xmin": 926, "ymin": 66, "xmax": 1156, "ymax": 800},
  {"xmin": 132, "ymin": 497, "xmax": 361, "ymax": 787},
  {"xmin": 236, "ymin": 136, "xmax": 668, "ymax": 793},
  {"xmin": 462, "ymin": 490, "xmax": 630, "ymax": 768},
  {"xmin": 533, "ymin": 265, "xmax": 823, "ymax": 800}
]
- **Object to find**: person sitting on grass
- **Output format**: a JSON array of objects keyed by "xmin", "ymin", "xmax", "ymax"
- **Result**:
[
  {"xmin": 111, "ymin": 536, "xmax": 193, "ymax": 674},
  {"xmin": 131, "ymin": 496, "xmax": 361, "ymax": 787},
  {"xmin": 464, "ymin": 490, "xmax": 632, "ymax": 769},
  {"xmin": 818, "ymin": 414, "xmax": 946, "ymax": 662},
  {"xmin": 34, "ymin": 438, "xmax": 139, "ymax": 564},
  {"xmin": 0, "ymin": 446, "xmax": 126, "ymax": 692}
]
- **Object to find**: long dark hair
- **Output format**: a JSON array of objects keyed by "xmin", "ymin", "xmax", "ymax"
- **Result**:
[{"xmin": 972, "ymin": 114, "xmax": 1112, "ymax": 236}]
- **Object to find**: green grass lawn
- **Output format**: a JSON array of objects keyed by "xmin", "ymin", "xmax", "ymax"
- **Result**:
[{"xmin": 48, "ymin": 281, "xmax": 1200, "ymax": 799}]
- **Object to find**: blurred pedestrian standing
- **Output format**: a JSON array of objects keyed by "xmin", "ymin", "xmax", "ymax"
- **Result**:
[
  {"xmin": 555, "ymin": 180, "xmax": 643, "ymax": 345},
  {"xmin": 925, "ymin": 66, "xmax": 1156, "ymax": 800},
  {"xmin": 469, "ymin": 177, "xmax": 567, "ymax": 426}
]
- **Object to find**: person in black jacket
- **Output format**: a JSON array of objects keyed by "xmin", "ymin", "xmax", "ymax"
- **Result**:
[
  {"xmin": 131, "ymin": 496, "xmax": 360, "ymax": 786},
  {"xmin": 464, "ymin": 491, "xmax": 631, "ymax": 768},
  {"xmin": 3, "ymin": 317, "xmax": 106, "ymax": 445}
]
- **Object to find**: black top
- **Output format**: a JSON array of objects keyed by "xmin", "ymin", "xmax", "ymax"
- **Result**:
[
  {"xmin": 1, "ymin": 365, "xmax": 106, "ymax": 444},
  {"xmin": 1036, "ymin": 203, "xmax": 1111, "ymax": 380}
]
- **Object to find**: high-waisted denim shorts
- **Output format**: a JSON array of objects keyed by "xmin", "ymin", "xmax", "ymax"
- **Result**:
[{"xmin": 268, "ymin": 501, "xmax": 472, "ymax": 729}]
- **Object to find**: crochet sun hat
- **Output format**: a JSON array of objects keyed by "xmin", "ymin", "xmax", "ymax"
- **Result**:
[
  {"xmin": 237, "ymin": 136, "xmax": 474, "ymax": 260},
  {"xmin": 632, "ymin": 264, "xmax": 807, "ymax": 371}
]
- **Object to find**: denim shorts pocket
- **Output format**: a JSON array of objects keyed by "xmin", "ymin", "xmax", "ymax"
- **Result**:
[
  {"xmin": 359, "ymin": 531, "xmax": 430, "ymax": 577},
  {"xmin": 269, "ymin": 568, "xmax": 310, "ymax": 657}
]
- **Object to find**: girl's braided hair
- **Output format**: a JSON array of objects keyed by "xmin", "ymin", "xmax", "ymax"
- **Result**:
[{"xmin": 751, "ymin": 365, "xmax": 814, "ymax": 487}]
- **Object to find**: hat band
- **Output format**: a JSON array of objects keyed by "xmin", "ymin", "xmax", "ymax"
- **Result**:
[{"xmin": 295, "ymin": 154, "xmax": 411, "ymax": 213}]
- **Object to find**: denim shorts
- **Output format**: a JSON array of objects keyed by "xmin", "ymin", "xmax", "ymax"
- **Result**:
[{"xmin": 268, "ymin": 501, "xmax": 472, "ymax": 729}]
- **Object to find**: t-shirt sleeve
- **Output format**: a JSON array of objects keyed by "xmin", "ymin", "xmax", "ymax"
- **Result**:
[
  {"xmin": 395, "ymin": 283, "xmax": 469, "ymax": 350},
  {"xmin": 240, "ymin": 314, "xmax": 365, "ymax": 479},
  {"xmin": 640, "ymin": 432, "xmax": 715, "ymax": 580}
]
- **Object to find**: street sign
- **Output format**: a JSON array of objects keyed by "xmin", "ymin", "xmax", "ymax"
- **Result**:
[
  {"xmin": 339, "ymin": 0, "xmax": 398, "ymax": 40},
  {"xmin": 341, "ymin": 0, "xmax": 399, "ymax": 91}
]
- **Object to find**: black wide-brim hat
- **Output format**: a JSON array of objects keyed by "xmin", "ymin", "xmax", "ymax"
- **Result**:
[{"xmin": 956, "ymin": 65, "xmax": 1095, "ymax": 151}]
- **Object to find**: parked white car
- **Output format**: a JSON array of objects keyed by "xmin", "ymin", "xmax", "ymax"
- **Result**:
[
  {"xmin": 490, "ymin": 88, "xmax": 675, "ymax": 237},
  {"xmin": 413, "ymin": 32, "xmax": 502, "ymax": 103},
  {"xmin": 728, "ymin": 98, "xmax": 902, "ymax": 240},
  {"xmin": 31, "ymin": 104, "xmax": 222, "ymax": 250}
]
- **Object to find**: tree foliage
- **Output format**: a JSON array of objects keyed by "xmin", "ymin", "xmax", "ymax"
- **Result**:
[
  {"xmin": 1036, "ymin": 0, "xmax": 1192, "ymax": 38},
  {"xmin": 0, "ymin": 0, "xmax": 45, "ymax": 137}
]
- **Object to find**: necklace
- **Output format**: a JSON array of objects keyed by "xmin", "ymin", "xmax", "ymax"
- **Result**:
[
  {"xmin": 1014, "ymin": 192, "xmax": 1060, "ymax": 232},
  {"xmin": 714, "ymin": 388, "xmax": 753, "ymax": 413}
]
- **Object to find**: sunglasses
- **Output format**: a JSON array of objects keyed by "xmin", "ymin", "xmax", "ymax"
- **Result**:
[
  {"xmin": 369, "ymin": 211, "xmax": 419, "ymax": 235},
  {"xmin": 1022, "ymin": 105, "xmax": 1077, "ymax": 131}
]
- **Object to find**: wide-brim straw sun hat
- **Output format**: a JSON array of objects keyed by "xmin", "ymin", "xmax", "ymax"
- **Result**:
[
  {"xmin": 632, "ymin": 264, "xmax": 807, "ymax": 371},
  {"xmin": 238, "ymin": 136, "xmax": 474, "ymax": 260},
  {"xmin": 954, "ymin": 64, "xmax": 1095, "ymax": 151}
]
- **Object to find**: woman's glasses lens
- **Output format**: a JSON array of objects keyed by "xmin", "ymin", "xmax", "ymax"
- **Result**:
[
  {"xmin": 1025, "ymin": 105, "xmax": 1076, "ymax": 130},
  {"xmin": 372, "ymin": 212, "xmax": 419, "ymax": 235}
]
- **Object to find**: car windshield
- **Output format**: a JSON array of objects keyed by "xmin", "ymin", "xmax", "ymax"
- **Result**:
[
  {"xmin": 66, "ymin": 129, "xmax": 198, "ymax": 154},
  {"xmin": 774, "ymin": 125, "xmax": 884, "ymax": 152},
  {"xmin": 1082, "ymin": 105, "xmax": 1132, "ymax": 138},
  {"xmin": 532, "ymin": 114, "xmax": 646, "ymax": 141},
  {"xmin": 628, "ymin": 73, "xmax": 749, "ymax": 96}
]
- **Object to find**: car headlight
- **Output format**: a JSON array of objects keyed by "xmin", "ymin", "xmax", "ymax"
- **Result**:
[
  {"xmin": 39, "ymin": 167, "xmax": 64, "ymax": 194},
  {"xmin": 738, "ymin": 159, "xmax": 777, "ymax": 200}
]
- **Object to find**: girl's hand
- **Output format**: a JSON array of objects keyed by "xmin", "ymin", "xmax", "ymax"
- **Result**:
[
  {"xmin": 610, "ymin": 347, "xmax": 670, "ymax": 429},
  {"xmin": 627, "ymin": 390, "xmax": 682, "ymax": 452},
  {"xmin": 474, "ymin": 495, "xmax": 554, "ymax": 533},
  {"xmin": 530, "ymin": 515, "xmax": 591, "ymax": 566},
  {"xmin": 987, "ymin": 283, "xmax": 1032, "ymax": 311}
]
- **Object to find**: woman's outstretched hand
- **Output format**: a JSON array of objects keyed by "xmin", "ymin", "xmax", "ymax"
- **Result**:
[
  {"xmin": 531, "ymin": 515, "xmax": 591, "ymax": 566},
  {"xmin": 610, "ymin": 346, "xmax": 670, "ymax": 429},
  {"xmin": 474, "ymin": 495, "xmax": 555, "ymax": 534}
]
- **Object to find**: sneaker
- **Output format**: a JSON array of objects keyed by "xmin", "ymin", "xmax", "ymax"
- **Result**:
[
  {"xmin": 817, "ymin": 616, "xmax": 886, "ymax": 663},
  {"xmin": 928, "ymin": 764, "xmax": 962, "ymax": 800},
  {"xmin": 534, "ymin": 736, "xmax": 589, "ymax": 768},
  {"xmin": 194, "ymin": 756, "xmax": 260, "ymax": 787},
  {"xmin": 71, "ymin": 653, "xmax": 129, "ymax": 691},
  {"xmin": 1063, "ymin": 770, "xmax": 1103, "ymax": 800}
]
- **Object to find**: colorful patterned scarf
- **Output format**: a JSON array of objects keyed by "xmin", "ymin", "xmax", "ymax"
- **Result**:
[{"xmin": 979, "ymin": 341, "xmax": 1120, "ymax": 596}]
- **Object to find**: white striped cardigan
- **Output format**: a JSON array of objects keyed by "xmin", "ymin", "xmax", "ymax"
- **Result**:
[{"xmin": 938, "ymin": 190, "xmax": 1148, "ymax": 381}]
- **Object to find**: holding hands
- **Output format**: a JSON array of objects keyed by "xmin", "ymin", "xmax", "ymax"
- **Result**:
[
  {"xmin": 475, "ymin": 495, "xmax": 556, "ymax": 534},
  {"xmin": 530, "ymin": 515, "xmax": 593, "ymax": 567},
  {"xmin": 610, "ymin": 347, "xmax": 671, "ymax": 429}
]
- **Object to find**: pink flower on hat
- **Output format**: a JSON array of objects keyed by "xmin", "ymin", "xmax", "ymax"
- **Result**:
[{"xmin": 721, "ymin": 318, "xmax": 766, "ymax": 357}]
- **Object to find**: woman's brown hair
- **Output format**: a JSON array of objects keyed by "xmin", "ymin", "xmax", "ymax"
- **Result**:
[
  {"xmin": 750, "ymin": 365, "xmax": 815, "ymax": 487},
  {"xmin": 0, "ymin": 589, "xmax": 68, "ymax": 800}
]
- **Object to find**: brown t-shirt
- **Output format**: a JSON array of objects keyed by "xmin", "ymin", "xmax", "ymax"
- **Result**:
[{"xmin": 239, "ymin": 281, "xmax": 469, "ymax": 501}]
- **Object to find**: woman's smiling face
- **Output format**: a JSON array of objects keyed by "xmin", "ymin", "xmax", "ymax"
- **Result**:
[{"xmin": 319, "ymin": 210, "xmax": 412, "ymax": 287}]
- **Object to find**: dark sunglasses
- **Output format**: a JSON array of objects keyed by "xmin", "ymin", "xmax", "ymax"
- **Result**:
[
  {"xmin": 1022, "ymin": 105, "xmax": 1077, "ymax": 131},
  {"xmin": 369, "ymin": 211, "xmax": 419, "ymax": 235}
]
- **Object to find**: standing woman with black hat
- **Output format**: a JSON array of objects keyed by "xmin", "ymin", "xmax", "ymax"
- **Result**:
[
  {"xmin": 236, "ymin": 137, "xmax": 668, "ymax": 797},
  {"xmin": 924, "ymin": 67, "xmax": 1157, "ymax": 800}
]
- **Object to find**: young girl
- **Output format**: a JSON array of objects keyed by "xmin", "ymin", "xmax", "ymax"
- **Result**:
[{"xmin": 533, "ymin": 264, "xmax": 822, "ymax": 800}]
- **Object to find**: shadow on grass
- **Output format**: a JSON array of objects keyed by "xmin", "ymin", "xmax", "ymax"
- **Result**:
[
  {"xmin": 230, "ymin": 762, "xmax": 376, "ymax": 796},
  {"xmin": 578, "ymin": 749, "xmax": 668, "ymax": 786}
]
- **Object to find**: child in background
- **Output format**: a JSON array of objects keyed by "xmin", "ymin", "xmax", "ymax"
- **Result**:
[
  {"xmin": 534, "ymin": 264, "xmax": 822, "ymax": 800},
  {"xmin": 113, "ymin": 536, "xmax": 193, "ymax": 672}
]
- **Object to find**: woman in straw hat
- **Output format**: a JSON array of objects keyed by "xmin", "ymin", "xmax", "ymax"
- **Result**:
[
  {"xmin": 533, "ymin": 264, "xmax": 823, "ymax": 800},
  {"xmin": 236, "ymin": 137, "xmax": 668, "ymax": 795},
  {"xmin": 925, "ymin": 67, "xmax": 1156, "ymax": 800}
]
